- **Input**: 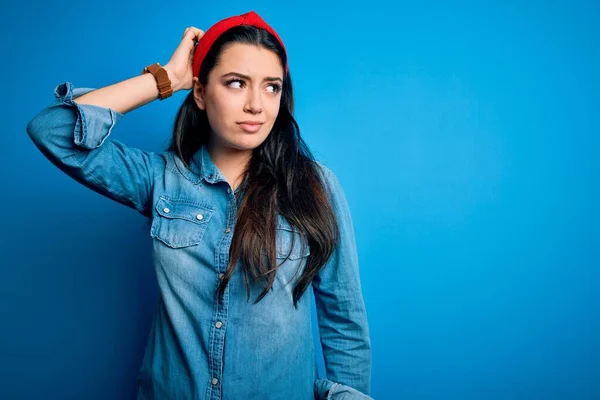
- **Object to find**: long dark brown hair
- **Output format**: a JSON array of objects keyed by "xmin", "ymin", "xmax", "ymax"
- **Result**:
[{"xmin": 167, "ymin": 25, "xmax": 338, "ymax": 308}]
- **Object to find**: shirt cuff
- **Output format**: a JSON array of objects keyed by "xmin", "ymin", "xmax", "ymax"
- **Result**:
[
  {"xmin": 53, "ymin": 81, "xmax": 125, "ymax": 150},
  {"xmin": 314, "ymin": 378, "xmax": 374, "ymax": 400}
]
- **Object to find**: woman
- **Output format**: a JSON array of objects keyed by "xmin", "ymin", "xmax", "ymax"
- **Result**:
[{"xmin": 27, "ymin": 10, "xmax": 372, "ymax": 400}]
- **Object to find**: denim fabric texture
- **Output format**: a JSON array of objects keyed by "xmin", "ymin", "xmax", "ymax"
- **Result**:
[{"xmin": 26, "ymin": 82, "xmax": 373, "ymax": 400}]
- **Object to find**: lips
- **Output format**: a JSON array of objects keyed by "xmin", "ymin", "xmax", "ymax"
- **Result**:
[{"xmin": 237, "ymin": 121, "xmax": 264, "ymax": 133}]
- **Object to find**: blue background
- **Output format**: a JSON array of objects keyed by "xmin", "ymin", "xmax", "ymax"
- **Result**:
[{"xmin": 2, "ymin": 0, "xmax": 598, "ymax": 398}]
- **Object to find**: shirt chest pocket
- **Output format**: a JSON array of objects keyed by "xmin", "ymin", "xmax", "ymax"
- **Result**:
[
  {"xmin": 275, "ymin": 216, "xmax": 311, "ymax": 261},
  {"xmin": 150, "ymin": 196, "xmax": 215, "ymax": 248}
]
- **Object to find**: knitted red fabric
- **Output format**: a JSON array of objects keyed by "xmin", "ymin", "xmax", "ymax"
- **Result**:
[{"xmin": 192, "ymin": 10, "xmax": 288, "ymax": 78}]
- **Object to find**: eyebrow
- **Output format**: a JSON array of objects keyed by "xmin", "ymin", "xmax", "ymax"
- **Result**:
[{"xmin": 220, "ymin": 72, "xmax": 283, "ymax": 83}]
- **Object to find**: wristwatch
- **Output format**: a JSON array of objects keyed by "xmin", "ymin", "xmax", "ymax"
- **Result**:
[{"xmin": 141, "ymin": 62, "xmax": 173, "ymax": 100}]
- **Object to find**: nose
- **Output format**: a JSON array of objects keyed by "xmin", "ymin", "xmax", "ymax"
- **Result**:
[{"xmin": 243, "ymin": 86, "xmax": 263, "ymax": 114}]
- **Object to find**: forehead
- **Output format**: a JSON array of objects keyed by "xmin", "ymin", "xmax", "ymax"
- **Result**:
[{"xmin": 214, "ymin": 43, "xmax": 283, "ymax": 78}]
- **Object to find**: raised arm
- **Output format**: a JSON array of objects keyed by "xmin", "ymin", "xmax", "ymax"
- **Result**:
[
  {"xmin": 26, "ymin": 82, "xmax": 163, "ymax": 216},
  {"xmin": 26, "ymin": 27, "xmax": 204, "ymax": 217}
]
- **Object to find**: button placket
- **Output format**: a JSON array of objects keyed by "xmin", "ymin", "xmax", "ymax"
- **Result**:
[{"xmin": 206, "ymin": 189, "xmax": 236, "ymax": 399}]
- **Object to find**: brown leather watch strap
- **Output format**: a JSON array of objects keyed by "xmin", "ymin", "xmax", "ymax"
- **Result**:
[{"xmin": 141, "ymin": 63, "xmax": 173, "ymax": 100}]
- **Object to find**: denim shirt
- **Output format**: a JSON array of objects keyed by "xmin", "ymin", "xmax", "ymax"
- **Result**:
[{"xmin": 26, "ymin": 82, "xmax": 373, "ymax": 400}]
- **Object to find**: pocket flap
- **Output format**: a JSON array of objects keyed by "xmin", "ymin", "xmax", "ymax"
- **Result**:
[{"xmin": 156, "ymin": 196, "xmax": 214, "ymax": 225}]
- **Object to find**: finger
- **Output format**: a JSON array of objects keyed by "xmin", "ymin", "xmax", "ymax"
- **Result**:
[
  {"xmin": 173, "ymin": 28, "xmax": 201, "ymax": 61},
  {"xmin": 186, "ymin": 27, "xmax": 204, "ymax": 43},
  {"xmin": 179, "ymin": 28, "xmax": 197, "ymax": 49}
]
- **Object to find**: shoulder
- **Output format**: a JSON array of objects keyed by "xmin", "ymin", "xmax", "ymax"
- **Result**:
[
  {"xmin": 313, "ymin": 160, "xmax": 347, "ymax": 201},
  {"xmin": 313, "ymin": 160, "xmax": 339, "ymax": 186},
  {"xmin": 312, "ymin": 160, "xmax": 355, "ymax": 230}
]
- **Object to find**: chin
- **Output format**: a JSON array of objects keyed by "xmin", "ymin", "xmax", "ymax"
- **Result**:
[{"xmin": 223, "ymin": 136, "xmax": 267, "ymax": 152}]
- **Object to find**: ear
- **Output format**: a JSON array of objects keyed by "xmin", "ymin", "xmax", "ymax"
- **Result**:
[{"xmin": 192, "ymin": 77, "xmax": 206, "ymax": 110}]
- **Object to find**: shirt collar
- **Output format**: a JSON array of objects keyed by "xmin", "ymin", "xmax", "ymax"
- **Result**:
[
  {"xmin": 195, "ymin": 144, "xmax": 223, "ymax": 184},
  {"xmin": 187, "ymin": 144, "xmax": 248, "ymax": 197},
  {"xmin": 174, "ymin": 143, "xmax": 225, "ymax": 185}
]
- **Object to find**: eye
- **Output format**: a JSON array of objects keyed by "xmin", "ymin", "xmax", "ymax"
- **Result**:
[
  {"xmin": 225, "ymin": 78, "xmax": 281, "ymax": 93},
  {"xmin": 226, "ymin": 79, "xmax": 245, "ymax": 89},
  {"xmin": 267, "ymin": 83, "xmax": 282, "ymax": 94}
]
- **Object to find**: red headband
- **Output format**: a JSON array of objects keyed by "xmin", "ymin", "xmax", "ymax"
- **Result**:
[{"xmin": 192, "ymin": 10, "xmax": 288, "ymax": 78}]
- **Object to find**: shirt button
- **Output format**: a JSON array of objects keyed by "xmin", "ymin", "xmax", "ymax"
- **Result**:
[
  {"xmin": 225, "ymin": 228, "xmax": 231, "ymax": 234},
  {"xmin": 196, "ymin": 214, "xmax": 203, "ymax": 221},
  {"xmin": 212, "ymin": 378, "xmax": 219, "ymax": 385},
  {"xmin": 227, "ymin": 188, "xmax": 231, "ymax": 194},
  {"xmin": 163, "ymin": 208, "xmax": 170, "ymax": 213},
  {"xmin": 215, "ymin": 321, "xmax": 223, "ymax": 328},
  {"xmin": 218, "ymin": 273, "xmax": 224, "ymax": 280}
]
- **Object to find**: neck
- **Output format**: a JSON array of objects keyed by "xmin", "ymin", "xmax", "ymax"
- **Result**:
[{"xmin": 207, "ymin": 140, "xmax": 251, "ymax": 191}]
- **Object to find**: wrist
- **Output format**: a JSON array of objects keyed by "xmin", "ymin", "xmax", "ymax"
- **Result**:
[{"xmin": 163, "ymin": 64, "xmax": 179, "ymax": 92}]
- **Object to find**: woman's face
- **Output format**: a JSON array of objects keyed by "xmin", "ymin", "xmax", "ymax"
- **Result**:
[{"xmin": 193, "ymin": 43, "xmax": 284, "ymax": 153}]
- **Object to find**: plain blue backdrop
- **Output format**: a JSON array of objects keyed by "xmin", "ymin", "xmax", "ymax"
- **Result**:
[{"xmin": 1, "ymin": 0, "xmax": 598, "ymax": 399}]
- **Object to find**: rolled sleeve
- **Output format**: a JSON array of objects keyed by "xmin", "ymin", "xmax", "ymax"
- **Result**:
[
  {"xmin": 53, "ymin": 81, "xmax": 124, "ymax": 150},
  {"xmin": 26, "ymin": 82, "xmax": 164, "ymax": 217}
]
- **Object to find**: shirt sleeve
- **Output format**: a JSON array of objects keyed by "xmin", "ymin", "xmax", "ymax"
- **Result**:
[
  {"xmin": 314, "ymin": 377, "xmax": 374, "ymax": 399},
  {"xmin": 312, "ymin": 163, "xmax": 372, "ymax": 397},
  {"xmin": 26, "ymin": 81, "xmax": 165, "ymax": 217}
]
